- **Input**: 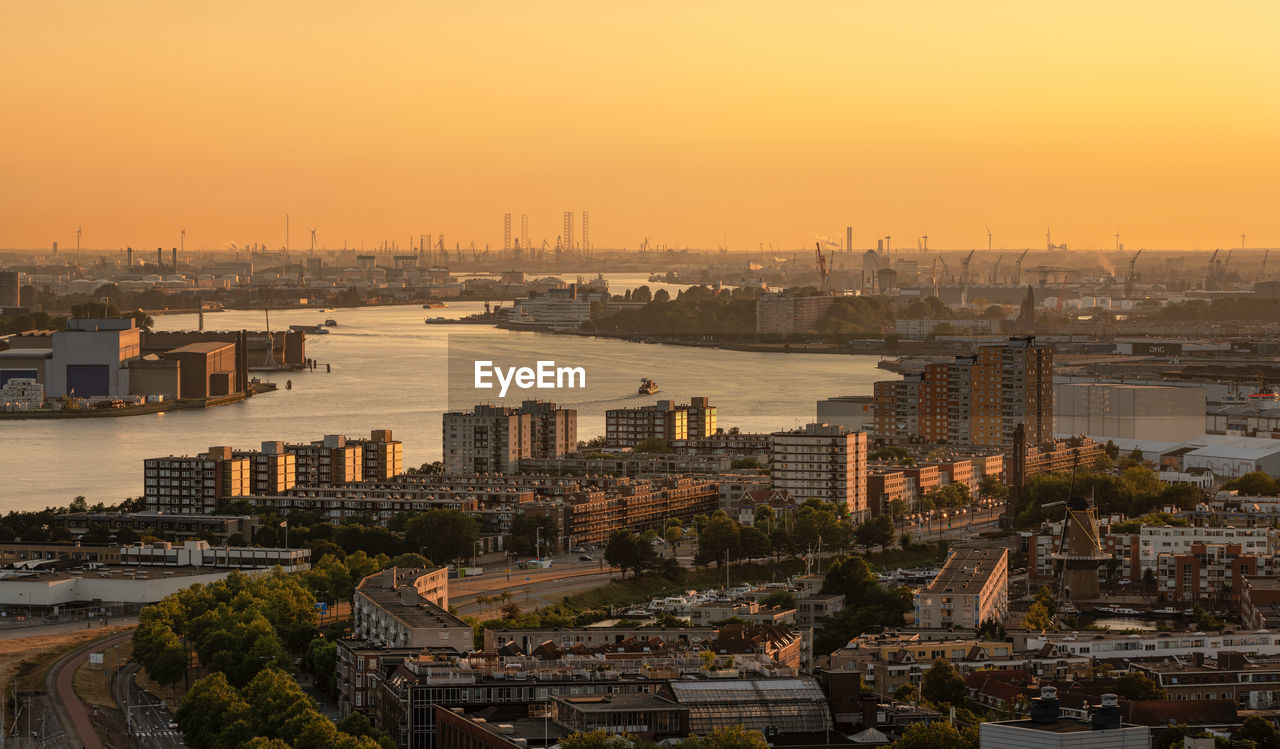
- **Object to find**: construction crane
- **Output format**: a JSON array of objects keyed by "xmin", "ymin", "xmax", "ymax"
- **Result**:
[
  {"xmin": 1207, "ymin": 249, "xmax": 1220, "ymax": 288},
  {"xmin": 938, "ymin": 256, "xmax": 953, "ymax": 284},
  {"xmin": 960, "ymin": 250, "xmax": 976, "ymax": 285},
  {"xmin": 1013, "ymin": 249, "xmax": 1030, "ymax": 286},
  {"xmin": 814, "ymin": 243, "xmax": 830, "ymax": 293},
  {"xmin": 1124, "ymin": 249, "xmax": 1142, "ymax": 299},
  {"xmin": 309, "ymin": 228, "xmax": 318, "ymax": 253},
  {"xmin": 990, "ymin": 253, "xmax": 1003, "ymax": 285},
  {"xmin": 470, "ymin": 241, "xmax": 478, "ymax": 262}
]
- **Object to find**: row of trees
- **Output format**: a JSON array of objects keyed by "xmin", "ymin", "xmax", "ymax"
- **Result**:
[
  {"xmin": 1009, "ymin": 463, "xmax": 1202, "ymax": 527},
  {"xmin": 176, "ymin": 669, "xmax": 390, "ymax": 749}
]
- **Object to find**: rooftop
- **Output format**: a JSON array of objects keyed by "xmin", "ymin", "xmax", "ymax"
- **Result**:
[
  {"xmin": 924, "ymin": 548, "xmax": 1007, "ymax": 595},
  {"xmin": 166, "ymin": 341, "xmax": 235, "ymax": 354}
]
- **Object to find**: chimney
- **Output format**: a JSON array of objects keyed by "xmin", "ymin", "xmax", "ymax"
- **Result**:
[
  {"xmin": 400, "ymin": 585, "xmax": 420, "ymax": 607},
  {"xmin": 859, "ymin": 694, "xmax": 878, "ymax": 729},
  {"xmin": 1091, "ymin": 693, "xmax": 1122, "ymax": 731},
  {"xmin": 1029, "ymin": 685, "xmax": 1060, "ymax": 724}
]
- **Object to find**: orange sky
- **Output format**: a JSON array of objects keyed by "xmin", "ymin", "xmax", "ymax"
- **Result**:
[{"xmin": 2, "ymin": 1, "xmax": 1277, "ymax": 252}]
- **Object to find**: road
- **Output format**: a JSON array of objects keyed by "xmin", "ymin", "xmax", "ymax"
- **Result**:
[
  {"xmin": 120, "ymin": 668, "xmax": 185, "ymax": 749},
  {"xmin": 47, "ymin": 630, "xmax": 133, "ymax": 749}
]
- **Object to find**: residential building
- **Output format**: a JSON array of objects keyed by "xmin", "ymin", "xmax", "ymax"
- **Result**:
[
  {"xmin": 143, "ymin": 446, "xmax": 250, "ymax": 514},
  {"xmin": 605, "ymin": 398, "xmax": 716, "ymax": 448},
  {"xmin": 352, "ymin": 567, "xmax": 466, "ymax": 649},
  {"xmin": 443, "ymin": 401, "xmax": 576, "ymax": 473},
  {"xmin": 755, "ymin": 291, "xmax": 835, "ymax": 336},
  {"xmin": 979, "ymin": 688, "xmax": 1149, "ymax": 749},
  {"xmin": 874, "ymin": 337, "xmax": 1053, "ymax": 450},
  {"xmin": 563, "ymin": 477, "xmax": 719, "ymax": 547},
  {"xmin": 914, "ymin": 548, "xmax": 1009, "ymax": 630},
  {"xmin": 770, "ymin": 423, "xmax": 868, "ymax": 521},
  {"xmin": 60, "ymin": 511, "xmax": 254, "ymax": 543},
  {"xmin": 1155, "ymin": 543, "xmax": 1270, "ymax": 606},
  {"xmin": 0, "ymin": 270, "xmax": 19, "ymax": 308}
]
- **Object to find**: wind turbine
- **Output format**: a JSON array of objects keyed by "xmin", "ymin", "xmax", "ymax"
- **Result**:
[
  {"xmin": 310, "ymin": 228, "xmax": 318, "ymax": 254},
  {"xmin": 985, "ymin": 225, "xmax": 992, "ymax": 253}
]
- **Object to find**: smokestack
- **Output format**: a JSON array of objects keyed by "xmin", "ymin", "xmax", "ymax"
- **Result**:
[
  {"xmin": 846, "ymin": 226, "xmax": 853, "ymax": 253},
  {"xmin": 157, "ymin": 247, "xmax": 163, "ymax": 267},
  {"xmin": 126, "ymin": 247, "xmax": 133, "ymax": 267},
  {"xmin": 172, "ymin": 248, "xmax": 177, "ymax": 269}
]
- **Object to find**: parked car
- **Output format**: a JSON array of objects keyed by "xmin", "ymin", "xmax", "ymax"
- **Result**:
[{"xmin": 578, "ymin": 555, "xmax": 593, "ymax": 562}]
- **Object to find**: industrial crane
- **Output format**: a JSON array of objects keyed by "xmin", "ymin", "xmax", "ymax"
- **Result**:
[
  {"xmin": 960, "ymin": 250, "xmax": 976, "ymax": 285},
  {"xmin": 1124, "ymin": 249, "xmax": 1142, "ymax": 299},
  {"xmin": 1207, "ymin": 249, "xmax": 1221, "ymax": 288},
  {"xmin": 990, "ymin": 253, "xmax": 1003, "ymax": 285},
  {"xmin": 815, "ymin": 243, "xmax": 830, "ymax": 294},
  {"xmin": 1262, "ymin": 249, "xmax": 1270, "ymax": 282},
  {"xmin": 1013, "ymin": 249, "xmax": 1030, "ymax": 286},
  {"xmin": 470, "ymin": 241, "xmax": 479, "ymax": 262}
]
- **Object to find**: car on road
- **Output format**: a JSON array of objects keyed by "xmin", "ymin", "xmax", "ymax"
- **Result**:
[
  {"xmin": 578, "ymin": 555, "xmax": 593, "ymax": 561},
  {"xmin": 571, "ymin": 547, "xmax": 587, "ymax": 553},
  {"xmin": 169, "ymin": 721, "xmax": 179, "ymax": 730}
]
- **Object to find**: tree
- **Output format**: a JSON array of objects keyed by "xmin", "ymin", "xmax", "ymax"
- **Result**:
[
  {"xmin": 1236, "ymin": 716, "xmax": 1280, "ymax": 749},
  {"xmin": 388, "ymin": 552, "xmax": 430, "ymax": 568},
  {"xmin": 634, "ymin": 437, "xmax": 670, "ymax": 454},
  {"xmin": 677, "ymin": 727, "xmax": 770, "ymax": 749},
  {"xmin": 510, "ymin": 514, "xmax": 560, "ymax": 557},
  {"xmin": 978, "ymin": 475, "xmax": 1008, "ymax": 502},
  {"xmin": 739, "ymin": 526, "xmax": 770, "ymax": 560},
  {"xmin": 920, "ymin": 658, "xmax": 966, "ymax": 706},
  {"xmin": 859, "ymin": 515, "xmax": 896, "ymax": 552},
  {"xmin": 1222, "ymin": 471, "xmax": 1280, "ymax": 497},
  {"xmin": 604, "ymin": 530, "xmax": 656, "ymax": 578},
  {"xmin": 1114, "ymin": 671, "xmax": 1167, "ymax": 701},
  {"xmin": 696, "ymin": 515, "xmax": 741, "ymax": 567},
  {"xmin": 887, "ymin": 720, "xmax": 977, "ymax": 749},
  {"xmin": 404, "ymin": 509, "xmax": 479, "ymax": 565},
  {"xmin": 761, "ymin": 590, "xmax": 797, "ymax": 610},
  {"xmin": 892, "ymin": 683, "xmax": 917, "ymax": 703},
  {"xmin": 176, "ymin": 672, "xmax": 250, "ymax": 749},
  {"xmin": 653, "ymin": 288, "xmax": 671, "ymax": 303},
  {"xmin": 1033, "ymin": 585, "xmax": 1057, "ymax": 616},
  {"xmin": 1024, "ymin": 602, "xmax": 1053, "ymax": 630}
]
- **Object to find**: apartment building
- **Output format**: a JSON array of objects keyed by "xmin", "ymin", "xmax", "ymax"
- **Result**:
[
  {"xmin": 143, "ymin": 446, "xmax": 250, "ymax": 513},
  {"xmin": 443, "ymin": 401, "xmax": 576, "ymax": 473},
  {"xmin": 770, "ymin": 423, "xmax": 868, "ymax": 521},
  {"xmin": 606, "ymin": 399, "xmax": 712, "ymax": 448},
  {"xmin": 563, "ymin": 477, "xmax": 719, "ymax": 547},
  {"xmin": 755, "ymin": 291, "xmax": 835, "ymax": 336},
  {"xmin": 914, "ymin": 548, "xmax": 1009, "ymax": 630},
  {"xmin": 874, "ymin": 337, "xmax": 1053, "ymax": 450},
  {"xmin": 1156, "ymin": 543, "xmax": 1271, "ymax": 606},
  {"xmin": 352, "ymin": 567, "xmax": 464, "ymax": 647}
]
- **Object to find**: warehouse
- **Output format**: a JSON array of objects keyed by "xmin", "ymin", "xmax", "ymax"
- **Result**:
[{"xmin": 1054, "ymin": 382, "xmax": 1204, "ymax": 442}]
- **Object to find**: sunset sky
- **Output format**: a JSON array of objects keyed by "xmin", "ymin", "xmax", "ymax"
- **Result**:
[{"xmin": 2, "ymin": 1, "xmax": 1277, "ymax": 252}]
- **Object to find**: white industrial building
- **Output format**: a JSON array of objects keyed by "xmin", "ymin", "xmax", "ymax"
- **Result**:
[
  {"xmin": 47, "ymin": 318, "xmax": 141, "ymax": 398},
  {"xmin": 1055, "ymin": 383, "xmax": 1204, "ymax": 442},
  {"xmin": 816, "ymin": 395, "xmax": 875, "ymax": 433},
  {"xmin": 1109, "ymin": 434, "xmax": 1280, "ymax": 480}
]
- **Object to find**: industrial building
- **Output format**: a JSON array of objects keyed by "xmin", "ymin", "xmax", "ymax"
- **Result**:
[
  {"xmin": 1054, "ymin": 382, "xmax": 1204, "ymax": 442},
  {"xmin": 816, "ymin": 394, "xmax": 876, "ymax": 434}
]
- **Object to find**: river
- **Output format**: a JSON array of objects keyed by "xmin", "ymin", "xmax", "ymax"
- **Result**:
[{"xmin": 1, "ymin": 273, "xmax": 887, "ymax": 511}]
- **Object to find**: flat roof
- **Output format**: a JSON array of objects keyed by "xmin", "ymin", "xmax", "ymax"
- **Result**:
[
  {"xmin": 924, "ymin": 548, "xmax": 1007, "ymax": 596},
  {"xmin": 555, "ymin": 693, "xmax": 684, "ymax": 712},
  {"xmin": 986, "ymin": 719, "xmax": 1143, "ymax": 734},
  {"xmin": 0, "ymin": 349, "xmax": 50, "ymax": 359},
  {"xmin": 166, "ymin": 341, "xmax": 235, "ymax": 354}
]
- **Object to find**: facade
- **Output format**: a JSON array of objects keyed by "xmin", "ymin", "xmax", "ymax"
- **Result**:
[
  {"xmin": 563, "ymin": 477, "xmax": 719, "ymax": 547},
  {"xmin": 160, "ymin": 341, "xmax": 237, "ymax": 398},
  {"xmin": 770, "ymin": 423, "xmax": 868, "ymax": 521},
  {"xmin": 604, "ymin": 398, "xmax": 715, "ymax": 448},
  {"xmin": 1055, "ymin": 383, "xmax": 1204, "ymax": 442},
  {"xmin": 443, "ymin": 401, "xmax": 576, "ymax": 474},
  {"xmin": 0, "ymin": 270, "xmax": 19, "ymax": 308},
  {"xmin": 47, "ymin": 318, "xmax": 142, "ymax": 398},
  {"xmin": 1155, "ymin": 543, "xmax": 1270, "ymax": 606},
  {"xmin": 755, "ymin": 291, "xmax": 835, "ymax": 336},
  {"xmin": 60, "ymin": 511, "xmax": 254, "ymax": 542},
  {"xmin": 817, "ymin": 395, "xmax": 876, "ymax": 434},
  {"xmin": 914, "ymin": 548, "xmax": 1009, "ymax": 630},
  {"xmin": 143, "ymin": 446, "xmax": 251, "ymax": 513},
  {"xmin": 352, "ymin": 567, "xmax": 467, "ymax": 649},
  {"xmin": 874, "ymin": 338, "xmax": 1053, "ymax": 450}
]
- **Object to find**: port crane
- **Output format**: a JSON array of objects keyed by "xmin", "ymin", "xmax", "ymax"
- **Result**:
[
  {"xmin": 960, "ymin": 250, "xmax": 976, "ymax": 285},
  {"xmin": 1013, "ymin": 249, "xmax": 1030, "ymax": 286},
  {"xmin": 814, "ymin": 243, "xmax": 830, "ymax": 293},
  {"xmin": 990, "ymin": 253, "xmax": 1003, "ymax": 285},
  {"xmin": 1123, "ymin": 249, "xmax": 1142, "ymax": 299}
]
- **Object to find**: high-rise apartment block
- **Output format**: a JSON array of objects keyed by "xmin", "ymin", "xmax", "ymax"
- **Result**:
[
  {"xmin": 0, "ymin": 271, "xmax": 20, "ymax": 308},
  {"xmin": 144, "ymin": 446, "xmax": 251, "ymax": 514},
  {"xmin": 443, "ymin": 401, "xmax": 577, "ymax": 474},
  {"xmin": 874, "ymin": 337, "xmax": 1052, "ymax": 449},
  {"xmin": 605, "ymin": 397, "xmax": 716, "ymax": 448},
  {"xmin": 770, "ymin": 423, "xmax": 868, "ymax": 522}
]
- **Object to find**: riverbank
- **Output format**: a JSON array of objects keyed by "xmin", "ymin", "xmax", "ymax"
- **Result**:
[{"xmin": 0, "ymin": 384, "xmax": 273, "ymax": 420}]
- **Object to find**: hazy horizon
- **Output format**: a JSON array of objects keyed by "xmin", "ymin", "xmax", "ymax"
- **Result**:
[{"xmin": 3, "ymin": 1, "xmax": 1277, "ymax": 252}]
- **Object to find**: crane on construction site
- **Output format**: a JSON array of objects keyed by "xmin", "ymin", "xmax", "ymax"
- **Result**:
[
  {"xmin": 960, "ymin": 250, "xmax": 976, "ymax": 285},
  {"xmin": 1124, "ymin": 250, "xmax": 1142, "ymax": 299},
  {"xmin": 938, "ymin": 256, "xmax": 953, "ymax": 284},
  {"xmin": 1013, "ymin": 249, "xmax": 1030, "ymax": 286},
  {"xmin": 815, "ymin": 243, "xmax": 830, "ymax": 293}
]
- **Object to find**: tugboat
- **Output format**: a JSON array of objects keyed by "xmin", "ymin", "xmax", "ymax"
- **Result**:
[
  {"xmin": 638, "ymin": 378, "xmax": 659, "ymax": 395},
  {"xmin": 324, "ymin": 318, "xmax": 338, "ymax": 327},
  {"xmin": 422, "ymin": 301, "xmax": 448, "ymax": 309}
]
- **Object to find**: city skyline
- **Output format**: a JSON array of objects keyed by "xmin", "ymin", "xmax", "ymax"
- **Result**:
[{"xmin": 3, "ymin": 1, "xmax": 1278, "ymax": 252}]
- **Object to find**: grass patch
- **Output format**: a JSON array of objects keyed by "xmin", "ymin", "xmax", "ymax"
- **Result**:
[
  {"xmin": 73, "ymin": 639, "xmax": 131, "ymax": 715},
  {"xmin": 0, "ymin": 626, "xmax": 134, "ymax": 694}
]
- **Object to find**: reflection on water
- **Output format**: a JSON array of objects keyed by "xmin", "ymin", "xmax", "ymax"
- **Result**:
[{"xmin": 2, "ymin": 274, "xmax": 887, "ymax": 511}]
